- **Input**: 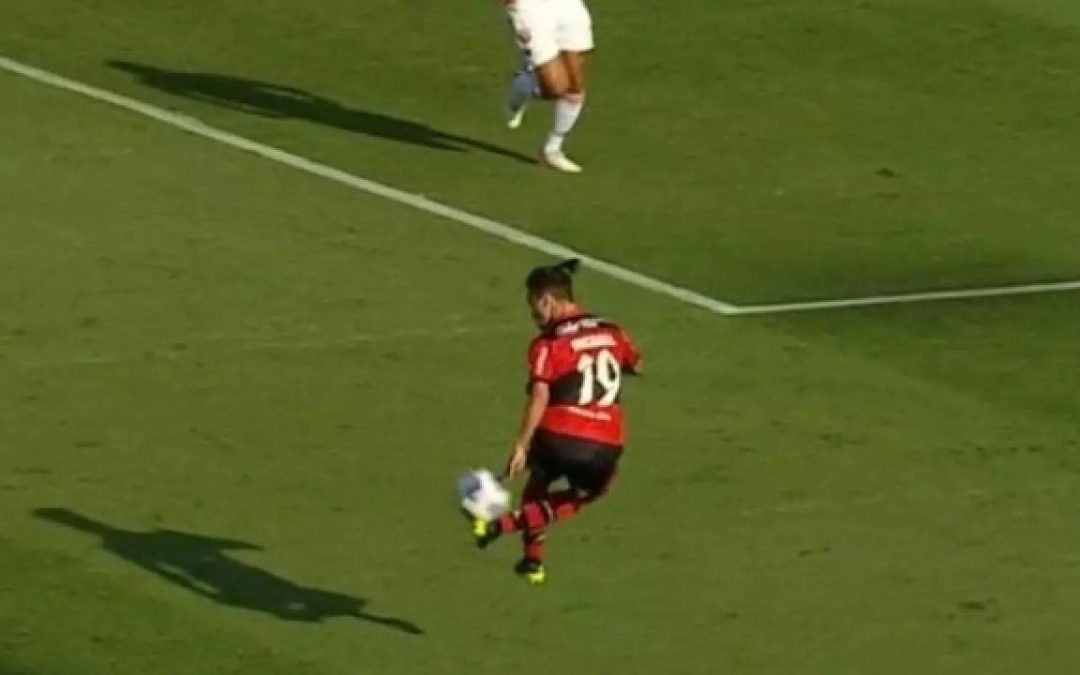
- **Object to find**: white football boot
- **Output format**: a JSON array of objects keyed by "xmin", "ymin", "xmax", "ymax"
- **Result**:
[
  {"xmin": 540, "ymin": 150, "xmax": 583, "ymax": 174},
  {"xmin": 507, "ymin": 103, "xmax": 528, "ymax": 130}
]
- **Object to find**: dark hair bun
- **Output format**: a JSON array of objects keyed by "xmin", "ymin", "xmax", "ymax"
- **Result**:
[{"xmin": 555, "ymin": 258, "xmax": 581, "ymax": 275}]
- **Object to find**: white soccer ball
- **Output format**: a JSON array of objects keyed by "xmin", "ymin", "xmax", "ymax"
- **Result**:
[{"xmin": 458, "ymin": 468, "xmax": 511, "ymax": 521}]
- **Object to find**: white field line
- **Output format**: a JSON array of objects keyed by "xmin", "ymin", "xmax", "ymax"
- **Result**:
[
  {"xmin": 735, "ymin": 279, "xmax": 1080, "ymax": 316},
  {"xmin": 0, "ymin": 55, "xmax": 740, "ymax": 317},
  {"xmin": 5, "ymin": 54, "xmax": 1080, "ymax": 317}
]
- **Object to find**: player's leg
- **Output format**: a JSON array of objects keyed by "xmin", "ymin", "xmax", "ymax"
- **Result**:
[
  {"xmin": 541, "ymin": 442, "xmax": 618, "ymax": 523},
  {"xmin": 541, "ymin": 51, "xmax": 587, "ymax": 172},
  {"xmin": 505, "ymin": 0, "xmax": 567, "ymax": 128},
  {"xmin": 506, "ymin": 59, "xmax": 536, "ymax": 130},
  {"xmin": 532, "ymin": 59, "xmax": 571, "ymax": 99},
  {"xmin": 483, "ymin": 470, "xmax": 553, "ymax": 584},
  {"xmin": 472, "ymin": 444, "xmax": 557, "ymax": 550},
  {"xmin": 516, "ymin": 471, "xmax": 552, "ymax": 584},
  {"xmin": 541, "ymin": 0, "xmax": 593, "ymax": 172},
  {"xmin": 507, "ymin": 50, "xmax": 571, "ymax": 125},
  {"xmin": 509, "ymin": 445, "xmax": 616, "ymax": 585},
  {"xmin": 496, "ymin": 436, "xmax": 617, "ymax": 537},
  {"xmin": 490, "ymin": 438, "xmax": 563, "ymax": 583},
  {"xmin": 563, "ymin": 49, "xmax": 588, "ymax": 96},
  {"xmin": 491, "ymin": 462, "xmax": 557, "ymax": 538}
]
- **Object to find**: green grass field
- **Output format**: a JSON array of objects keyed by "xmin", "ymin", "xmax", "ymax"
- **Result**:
[{"xmin": 4, "ymin": 1, "xmax": 1080, "ymax": 673}]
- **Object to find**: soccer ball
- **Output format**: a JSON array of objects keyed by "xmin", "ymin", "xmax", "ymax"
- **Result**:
[{"xmin": 458, "ymin": 468, "xmax": 511, "ymax": 521}]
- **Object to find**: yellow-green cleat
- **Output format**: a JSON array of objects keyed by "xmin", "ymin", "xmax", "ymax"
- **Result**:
[
  {"xmin": 468, "ymin": 515, "xmax": 501, "ymax": 550},
  {"xmin": 514, "ymin": 557, "xmax": 546, "ymax": 585},
  {"xmin": 471, "ymin": 518, "xmax": 487, "ymax": 537}
]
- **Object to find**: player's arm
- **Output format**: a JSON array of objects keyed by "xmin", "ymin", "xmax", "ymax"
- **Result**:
[
  {"xmin": 507, "ymin": 381, "xmax": 550, "ymax": 476},
  {"xmin": 514, "ymin": 382, "xmax": 548, "ymax": 444},
  {"xmin": 508, "ymin": 340, "xmax": 554, "ymax": 477},
  {"xmin": 518, "ymin": 381, "xmax": 550, "ymax": 445}
]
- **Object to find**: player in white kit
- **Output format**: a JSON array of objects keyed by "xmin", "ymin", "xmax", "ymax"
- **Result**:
[{"xmin": 503, "ymin": 0, "xmax": 594, "ymax": 173}]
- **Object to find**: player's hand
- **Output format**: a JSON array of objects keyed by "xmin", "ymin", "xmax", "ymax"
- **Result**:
[{"xmin": 506, "ymin": 442, "xmax": 529, "ymax": 479}]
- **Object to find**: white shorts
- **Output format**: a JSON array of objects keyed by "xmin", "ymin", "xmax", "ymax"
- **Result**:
[{"xmin": 508, "ymin": 0, "xmax": 594, "ymax": 69}]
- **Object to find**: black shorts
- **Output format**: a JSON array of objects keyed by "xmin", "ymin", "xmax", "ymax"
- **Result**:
[{"xmin": 528, "ymin": 430, "xmax": 621, "ymax": 499}]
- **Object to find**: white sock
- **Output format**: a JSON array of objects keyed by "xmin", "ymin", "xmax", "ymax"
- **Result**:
[
  {"xmin": 544, "ymin": 93, "xmax": 585, "ymax": 155},
  {"xmin": 507, "ymin": 70, "xmax": 537, "ymax": 111}
]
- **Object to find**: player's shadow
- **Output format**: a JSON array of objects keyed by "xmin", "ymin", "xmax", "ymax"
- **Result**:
[
  {"xmin": 33, "ymin": 507, "xmax": 423, "ymax": 634},
  {"xmin": 106, "ymin": 59, "xmax": 532, "ymax": 164}
]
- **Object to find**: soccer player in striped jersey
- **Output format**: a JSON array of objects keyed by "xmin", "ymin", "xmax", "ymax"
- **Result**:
[{"xmin": 471, "ymin": 259, "xmax": 642, "ymax": 584}]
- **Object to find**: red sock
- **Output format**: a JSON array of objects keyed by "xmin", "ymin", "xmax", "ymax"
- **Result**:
[
  {"xmin": 547, "ymin": 490, "xmax": 585, "ymax": 521},
  {"xmin": 498, "ymin": 490, "xmax": 586, "ymax": 534},
  {"xmin": 497, "ymin": 473, "xmax": 551, "ymax": 534},
  {"xmin": 496, "ymin": 511, "xmax": 518, "ymax": 534},
  {"xmin": 524, "ymin": 530, "xmax": 546, "ymax": 560}
]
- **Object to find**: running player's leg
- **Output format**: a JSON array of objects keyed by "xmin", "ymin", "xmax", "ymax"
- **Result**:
[
  {"xmin": 511, "ymin": 52, "xmax": 570, "ymax": 102},
  {"xmin": 533, "ymin": 60, "xmax": 571, "ymax": 99},
  {"xmin": 541, "ymin": 51, "xmax": 586, "ymax": 171},
  {"xmin": 506, "ymin": 58, "xmax": 536, "ymax": 130},
  {"xmin": 541, "ymin": 0, "xmax": 593, "ymax": 172},
  {"xmin": 563, "ymin": 49, "xmax": 588, "ymax": 96},
  {"xmin": 505, "ymin": 0, "xmax": 569, "ymax": 127}
]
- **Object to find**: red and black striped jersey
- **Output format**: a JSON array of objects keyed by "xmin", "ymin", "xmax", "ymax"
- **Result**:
[{"xmin": 527, "ymin": 313, "xmax": 641, "ymax": 447}]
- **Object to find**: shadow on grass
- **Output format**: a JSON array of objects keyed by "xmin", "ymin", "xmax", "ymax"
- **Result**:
[
  {"xmin": 106, "ymin": 59, "xmax": 533, "ymax": 165},
  {"xmin": 34, "ymin": 507, "xmax": 422, "ymax": 634}
]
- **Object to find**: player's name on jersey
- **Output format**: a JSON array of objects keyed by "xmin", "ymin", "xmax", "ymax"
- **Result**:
[{"xmin": 570, "ymin": 333, "xmax": 617, "ymax": 352}]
